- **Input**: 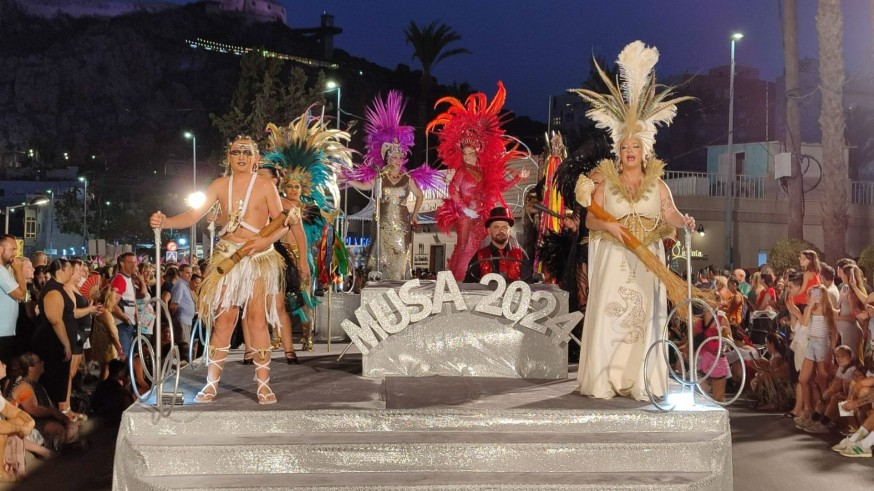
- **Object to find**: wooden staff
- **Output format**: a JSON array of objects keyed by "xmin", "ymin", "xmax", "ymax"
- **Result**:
[
  {"xmin": 215, "ymin": 210, "xmax": 289, "ymax": 274},
  {"xmin": 575, "ymin": 176, "xmax": 711, "ymax": 310}
]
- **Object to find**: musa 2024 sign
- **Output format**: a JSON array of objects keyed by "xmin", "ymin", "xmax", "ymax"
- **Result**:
[{"xmin": 342, "ymin": 272, "xmax": 581, "ymax": 379}]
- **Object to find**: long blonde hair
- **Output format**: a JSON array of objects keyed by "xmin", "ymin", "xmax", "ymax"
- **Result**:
[{"xmin": 810, "ymin": 284, "xmax": 837, "ymax": 333}]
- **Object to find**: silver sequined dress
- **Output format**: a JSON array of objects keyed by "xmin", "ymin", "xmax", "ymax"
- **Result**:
[{"xmin": 368, "ymin": 174, "xmax": 413, "ymax": 280}]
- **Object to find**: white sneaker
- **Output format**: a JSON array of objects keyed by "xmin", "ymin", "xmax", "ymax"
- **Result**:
[
  {"xmin": 840, "ymin": 444, "xmax": 873, "ymax": 458},
  {"xmin": 832, "ymin": 437, "xmax": 852, "ymax": 452}
]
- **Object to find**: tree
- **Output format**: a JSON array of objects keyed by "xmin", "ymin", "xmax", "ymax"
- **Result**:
[
  {"xmin": 211, "ymin": 53, "xmax": 327, "ymax": 140},
  {"xmin": 817, "ymin": 0, "xmax": 849, "ymax": 263},
  {"xmin": 783, "ymin": 0, "xmax": 805, "ymax": 240},
  {"xmin": 404, "ymin": 21, "xmax": 471, "ymax": 138}
]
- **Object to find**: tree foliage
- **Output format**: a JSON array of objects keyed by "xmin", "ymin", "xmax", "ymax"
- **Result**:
[
  {"xmin": 767, "ymin": 238, "xmax": 823, "ymax": 274},
  {"xmin": 210, "ymin": 53, "xmax": 327, "ymax": 141}
]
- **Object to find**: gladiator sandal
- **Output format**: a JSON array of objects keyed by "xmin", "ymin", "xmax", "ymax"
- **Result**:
[
  {"xmin": 252, "ymin": 347, "xmax": 276, "ymax": 405},
  {"xmin": 194, "ymin": 344, "xmax": 230, "ymax": 403}
]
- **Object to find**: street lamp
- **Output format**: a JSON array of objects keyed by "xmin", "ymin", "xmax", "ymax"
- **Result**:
[
  {"xmin": 184, "ymin": 132, "xmax": 198, "ymax": 263},
  {"xmin": 78, "ymin": 176, "xmax": 88, "ymax": 246},
  {"xmin": 325, "ymin": 81, "xmax": 346, "ymax": 238},
  {"xmin": 4, "ymin": 196, "xmax": 49, "ymax": 234},
  {"xmin": 723, "ymin": 32, "xmax": 743, "ymax": 268}
]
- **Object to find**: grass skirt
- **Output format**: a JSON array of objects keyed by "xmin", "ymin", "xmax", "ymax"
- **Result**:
[{"xmin": 197, "ymin": 239, "xmax": 285, "ymax": 330}]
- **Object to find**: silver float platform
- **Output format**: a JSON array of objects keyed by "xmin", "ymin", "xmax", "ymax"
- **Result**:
[{"xmin": 113, "ymin": 347, "xmax": 732, "ymax": 490}]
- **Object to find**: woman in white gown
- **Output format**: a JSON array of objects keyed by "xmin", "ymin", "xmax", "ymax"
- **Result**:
[{"xmin": 570, "ymin": 41, "xmax": 695, "ymax": 401}]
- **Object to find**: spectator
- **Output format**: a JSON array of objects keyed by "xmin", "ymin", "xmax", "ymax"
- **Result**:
[
  {"xmin": 695, "ymin": 268, "xmax": 712, "ymax": 290},
  {"xmin": 14, "ymin": 258, "xmax": 37, "ymax": 357},
  {"xmin": 62, "ymin": 259, "xmax": 98, "ymax": 422},
  {"xmin": 169, "ymin": 264, "xmax": 196, "ymax": 347},
  {"xmin": 820, "ymin": 264, "xmax": 840, "ymax": 308},
  {"xmin": 755, "ymin": 273, "xmax": 777, "ymax": 312},
  {"xmin": 733, "ymin": 268, "xmax": 752, "ymax": 297},
  {"xmin": 89, "ymin": 285, "xmax": 123, "ymax": 380},
  {"xmin": 750, "ymin": 333, "xmax": 792, "ymax": 411},
  {"xmin": 7, "ymin": 353, "xmax": 79, "ymax": 452},
  {"xmin": 836, "ymin": 264, "xmax": 865, "ymax": 358},
  {"xmin": 803, "ymin": 345, "xmax": 858, "ymax": 434},
  {"xmin": 834, "ymin": 369, "xmax": 874, "ymax": 457},
  {"xmin": 788, "ymin": 284, "xmax": 838, "ymax": 429},
  {"xmin": 30, "ymin": 251, "xmax": 48, "ymax": 268},
  {"xmin": 0, "ymin": 235, "xmax": 26, "ymax": 364},
  {"xmin": 792, "ymin": 250, "xmax": 822, "ymax": 309},
  {"xmin": 0, "ymin": 358, "xmax": 35, "ymax": 481},
  {"xmin": 160, "ymin": 265, "xmax": 179, "ymax": 306},
  {"xmin": 31, "ymin": 259, "xmax": 77, "ymax": 411},
  {"xmin": 724, "ymin": 278, "xmax": 744, "ymax": 326},
  {"xmin": 90, "ymin": 359, "xmax": 134, "ymax": 424},
  {"xmin": 111, "ymin": 253, "xmax": 138, "ymax": 360},
  {"xmin": 747, "ymin": 271, "xmax": 763, "ymax": 307}
]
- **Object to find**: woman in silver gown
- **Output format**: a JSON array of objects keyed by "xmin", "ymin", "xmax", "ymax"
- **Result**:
[{"xmin": 349, "ymin": 147, "xmax": 424, "ymax": 281}]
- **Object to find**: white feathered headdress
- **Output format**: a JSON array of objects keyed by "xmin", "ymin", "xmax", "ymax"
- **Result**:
[{"xmin": 569, "ymin": 41, "xmax": 693, "ymax": 159}]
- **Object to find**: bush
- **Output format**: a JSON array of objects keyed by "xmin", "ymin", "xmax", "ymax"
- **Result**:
[
  {"xmin": 767, "ymin": 239, "xmax": 823, "ymax": 274},
  {"xmin": 858, "ymin": 244, "xmax": 874, "ymax": 280}
]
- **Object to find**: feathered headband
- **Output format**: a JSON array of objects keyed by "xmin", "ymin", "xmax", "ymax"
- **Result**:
[
  {"xmin": 366, "ymin": 91, "xmax": 414, "ymax": 165},
  {"xmin": 262, "ymin": 111, "xmax": 353, "ymax": 210},
  {"xmin": 342, "ymin": 91, "xmax": 414, "ymax": 185},
  {"xmin": 426, "ymin": 81, "xmax": 516, "ymax": 171},
  {"xmin": 569, "ymin": 41, "xmax": 693, "ymax": 159}
]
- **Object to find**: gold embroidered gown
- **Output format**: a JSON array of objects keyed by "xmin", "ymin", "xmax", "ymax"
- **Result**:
[
  {"xmin": 368, "ymin": 173, "xmax": 413, "ymax": 280},
  {"xmin": 577, "ymin": 160, "xmax": 675, "ymax": 401}
]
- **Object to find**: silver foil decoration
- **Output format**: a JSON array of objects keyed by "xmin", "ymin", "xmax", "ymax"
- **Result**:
[
  {"xmin": 352, "ymin": 279, "xmax": 570, "ymax": 379},
  {"xmin": 431, "ymin": 271, "xmax": 467, "ymax": 315}
]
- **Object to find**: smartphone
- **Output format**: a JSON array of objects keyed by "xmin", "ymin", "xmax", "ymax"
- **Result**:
[{"xmin": 810, "ymin": 289, "xmax": 822, "ymax": 302}]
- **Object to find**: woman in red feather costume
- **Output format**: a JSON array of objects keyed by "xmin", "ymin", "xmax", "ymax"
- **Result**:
[{"xmin": 426, "ymin": 82, "xmax": 527, "ymax": 280}]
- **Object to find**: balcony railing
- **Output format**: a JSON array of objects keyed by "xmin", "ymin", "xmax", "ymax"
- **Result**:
[
  {"xmin": 851, "ymin": 181, "xmax": 874, "ymax": 206},
  {"xmin": 664, "ymin": 171, "xmax": 765, "ymax": 199}
]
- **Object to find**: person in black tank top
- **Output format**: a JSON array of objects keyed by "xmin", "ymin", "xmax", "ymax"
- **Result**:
[{"xmin": 32, "ymin": 260, "xmax": 76, "ymax": 406}]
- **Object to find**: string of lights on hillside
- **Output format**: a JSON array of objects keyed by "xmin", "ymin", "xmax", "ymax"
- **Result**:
[{"xmin": 186, "ymin": 38, "xmax": 339, "ymax": 69}]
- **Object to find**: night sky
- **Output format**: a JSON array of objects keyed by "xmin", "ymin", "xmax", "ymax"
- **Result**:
[{"xmin": 166, "ymin": 0, "xmax": 871, "ymax": 119}]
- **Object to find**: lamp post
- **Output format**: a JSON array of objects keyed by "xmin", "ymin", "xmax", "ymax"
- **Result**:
[
  {"xmin": 45, "ymin": 188, "xmax": 55, "ymax": 254},
  {"xmin": 325, "ymin": 81, "xmax": 346, "ymax": 239},
  {"xmin": 723, "ymin": 32, "xmax": 743, "ymax": 269},
  {"xmin": 4, "ymin": 197, "xmax": 49, "ymax": 234},
  {"xmin": 187, "ymin": 192, "xmax": 205, "ymax": 264},
  {"xmin": 184, "ymin": 132, "xmax": 198, "ymax": 263},
  {"xmin": 78, "ymin": 176, "xmax": 88, "ymax": 248}
]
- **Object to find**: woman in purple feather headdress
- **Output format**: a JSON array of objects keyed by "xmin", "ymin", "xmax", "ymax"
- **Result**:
[{"xmin": 345, "ymin": 91, "xmax": 438, "ymax": 281}]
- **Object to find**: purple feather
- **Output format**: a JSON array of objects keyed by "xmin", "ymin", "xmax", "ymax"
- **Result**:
[
  {"xmin": 342, "ymin": 162, "xmax": 379, "ymax": 187},
  {"xmin": 363, "ymin": 91, "xmax": 415, "ymax": 169},
  {"xmin": 408, "ymin": 165, "xmax": 443, "ymax": 193}
]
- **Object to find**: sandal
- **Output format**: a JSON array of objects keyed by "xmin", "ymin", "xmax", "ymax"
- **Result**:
[
  {"xmin": 242, "ymin": 349, "xmax": 254, "ymax": 365},
  {"xmin": 252, "ymin": 349, "xmax": 276, "ymax": 405},
  {"xmin": 62, "ymin": 409, "xmax": 88, "ymax": 423},
  {"xmin": 285, "ymin": 351, "xmax": 300, "ymax": 365},
  {"xmin": 194, "ymin": 344, "xmax": 229, "ymax": 403}
]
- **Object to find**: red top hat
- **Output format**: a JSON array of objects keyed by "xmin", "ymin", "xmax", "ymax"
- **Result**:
[{"xmin": 484, "ymin": 206, "xmax": 515, "ymax": 228}]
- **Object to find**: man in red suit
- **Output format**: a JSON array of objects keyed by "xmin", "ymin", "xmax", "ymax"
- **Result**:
[{"xmin": 464, "ymin": 207, "xmax": 527, "ymax": 282}]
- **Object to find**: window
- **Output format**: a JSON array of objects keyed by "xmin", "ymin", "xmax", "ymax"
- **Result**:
[
  {"xmin": 734, "ymin": 152, "xmax": 745, "ymax": 176},
  {"xmin": 24, "ymin": 215, "xmax": 36, "ymax": 239}
]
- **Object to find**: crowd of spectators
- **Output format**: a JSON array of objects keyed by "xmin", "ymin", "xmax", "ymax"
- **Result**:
[
  {"xmin": 0, "ymin": 234, "xmax": 206, "ymax": 480},
  {"xmin": 686, "ymin": 253, "xmax": 874, "ymax": 458}
]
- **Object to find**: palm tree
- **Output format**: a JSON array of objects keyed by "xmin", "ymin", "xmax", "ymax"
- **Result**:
[
  {"xmin": 816, "ymin": 0, "xmax": 849, "ymax": 262},
  {"xmin": 404, "ymin": 21, "xmax": 471, "ymax": 142},
  {"xmin": 783, "ymin": 0, "xmax": 805, "ymax": 240}
]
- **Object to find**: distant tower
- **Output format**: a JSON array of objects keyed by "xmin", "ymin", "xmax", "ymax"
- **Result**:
[{"xmin": 321, "ymin": 13, "xmax": 335, "ymax": 60}]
